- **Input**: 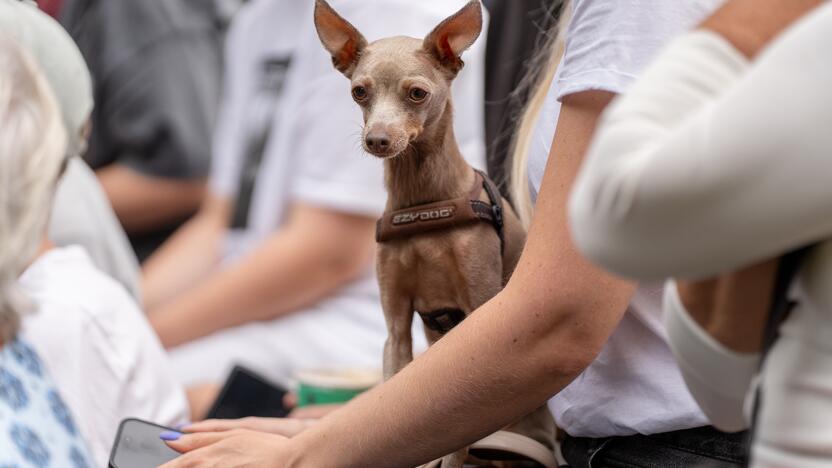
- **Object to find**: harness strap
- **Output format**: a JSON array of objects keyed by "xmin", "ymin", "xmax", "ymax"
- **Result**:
[
  {"xmin": 479, "ymin": 170, "xmax": 505, "ymax": 251},
  {"xmin": 376, "ymin": 170, "xmax": 506, "ymax": 253}
]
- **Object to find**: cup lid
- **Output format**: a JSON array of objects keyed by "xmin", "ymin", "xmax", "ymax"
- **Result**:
[{"xmin": 294, "ymin": 368, "xmax": 382, "ymax": 390}]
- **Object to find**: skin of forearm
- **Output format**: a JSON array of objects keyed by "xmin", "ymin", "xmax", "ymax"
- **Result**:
[
  {"xmin": 288, "ymin": 92, "xmax": 637, "ymax": 468},
  {"xmin": 678, "ymin": 259, "xmax": 778, "ymax": 353},
  {"xmin": 149, "ymin": 206, "xmax": 376, "ymax": 348},
  {"xmin": 701, "ymin": 0, "xmax": 823, "ymax": 58},
  {"xmin": 97, "ymin": 164, "xmax": 206, "ymax": 234},
  {"xmin": 142, "ymin": 196, "xmax": 229, "ymax": 310}
]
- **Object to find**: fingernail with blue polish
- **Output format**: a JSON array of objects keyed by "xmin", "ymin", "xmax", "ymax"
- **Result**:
[
  {"xmin": 160, "ymin": 431, "xmax": 183, "ymax": 441},
  {"xmin": 174, "ymin": 423, "xmax": 189, "ymax": 430}
]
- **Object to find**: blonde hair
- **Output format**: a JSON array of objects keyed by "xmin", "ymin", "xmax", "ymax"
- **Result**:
[
  {"xmin": 509, "ymin": 0, "xmax": 572, "ymax": 227},
  {"xmin": 0, "ymin": 36, "xmax": 67, "ymax": 342}
]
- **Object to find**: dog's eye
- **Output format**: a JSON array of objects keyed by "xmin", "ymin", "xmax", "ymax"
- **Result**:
[
  {"xmin": 352, "ymin": 86, "xmax": 368, "ymax": 101},
  {"xmin": 409, "ymin": 87, "xmax": 429, "ymax": 102}
]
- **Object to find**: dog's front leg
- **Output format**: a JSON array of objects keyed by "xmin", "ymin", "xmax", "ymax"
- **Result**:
[{"xmin": 381, "ymin": 292, "xmax": 414, "ymax": 381}]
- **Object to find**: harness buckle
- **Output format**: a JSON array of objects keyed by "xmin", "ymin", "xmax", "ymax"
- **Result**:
[
  {"xmin": 419, "ymin": 308, "xmax": 467, "ymax": 335},
  {"xmin": 491, "ymin": 203, "xmax": 504, "ymax": 232}
]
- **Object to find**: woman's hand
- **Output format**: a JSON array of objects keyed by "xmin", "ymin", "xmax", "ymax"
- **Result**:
[
  {"xmin": 160, "ymin": 429, "xmax": 298, "ymax": 467},
  {"xmin": 183, "ymin": 417, "xmax": 316, "ymax": 438}
]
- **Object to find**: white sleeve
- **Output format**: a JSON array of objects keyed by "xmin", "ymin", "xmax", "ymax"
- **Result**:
[
  {"xmin": 556, "ymin": 0, "xmax": 722, "ymax": 99},
  {"xmin": 569, "ymin": 8, "xmax": 832, "ymax": 280},
  {"xmin": 663, "ymin": 280, "xmax": 760, "ymax": 432}
]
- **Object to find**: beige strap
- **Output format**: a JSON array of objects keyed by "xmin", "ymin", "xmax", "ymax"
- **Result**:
[{"xmin": 418, "ymin": 431, "xmax": 557, "ymax": 468}]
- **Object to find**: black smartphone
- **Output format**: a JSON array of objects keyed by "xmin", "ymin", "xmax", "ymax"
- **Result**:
[
  {"xmin": 109, "ymin": 418, "xmax": 180, "ymax": 468},
  {"xmin": 205, "ymin": 365, "xmax": 290, "ymax": 420}
]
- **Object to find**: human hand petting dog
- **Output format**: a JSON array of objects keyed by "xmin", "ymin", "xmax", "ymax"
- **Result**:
[
  {"xmin": 160, "ymin": 429, "xmax": 297, "ymax": 468},
  {"xmin": 160, "ymin": 396, "xmax": 340, "ymax": 465}
]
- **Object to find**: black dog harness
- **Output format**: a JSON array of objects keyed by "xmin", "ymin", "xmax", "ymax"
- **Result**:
[{"xmin": 376, "ymin": 170, "xmax": 506, "ymax": 334}]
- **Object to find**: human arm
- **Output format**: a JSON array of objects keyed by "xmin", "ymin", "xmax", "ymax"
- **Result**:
[
  {"xmin": 568, "ymin": 0, "xmax": 828, "ymax": 432},
  {"xmin": 161, "ymin": 90, "xmax": 637, "ymax": 467},
  {"xmin": 569, "ymin": 0, "xmax": 830, "ymax": 280},
  {"xmin": 141, "ymin": 194, "xmax": 229, "ymax": 311},
  {"xmin": 97, "ymin": 165, "xmax": 206, "ymax": 234},
  {"xmin": 699, "ymin": 0, "xmax": 823, "ymax": 59},
  {"xmin": 669, "ymin": 0, "xmax": 824, "ymax": 359},
  {"xmin": 149, "ymin": 202, "xmax": 377, "ymax": 348}
]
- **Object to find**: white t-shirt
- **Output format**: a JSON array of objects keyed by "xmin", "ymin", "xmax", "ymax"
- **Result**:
[
  {"xmin": 19, "ymin": 247, "xmax": 189, "ymax": 466},
  {"xmin": 527, "ymin": 0, "xmax": 723, "ymax": 437},
  {"xmin": 171, "ymin": 0, "xmax": 487, "ymax": 386}
]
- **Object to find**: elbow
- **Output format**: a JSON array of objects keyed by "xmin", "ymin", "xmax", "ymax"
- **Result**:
[
  {"xmin": 536, "ymin": 323, "xmax": 604, "ymax": 388},
  {"xmin": 545, "ymin": 340, "xmax": 598, "ymax": 381},
  {"xmin": 514, "ymin": 292, "xmax": 614, "ymax": 384},
  {"xmin": 496, "ymin": 274, "xmax": 634, "ymax": 397}
]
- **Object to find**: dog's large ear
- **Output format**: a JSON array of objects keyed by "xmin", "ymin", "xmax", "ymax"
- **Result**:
[
  {"xmin": 314, "ymin": 0, "xmax": 368, "ymax": 78},
  {"xmin": 422, "ymin": 1, "xmax": 483, "ymax": 76}
]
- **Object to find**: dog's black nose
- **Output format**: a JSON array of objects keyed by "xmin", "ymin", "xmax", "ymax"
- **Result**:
[{"xmin": 366, "ymin": 135, "xmax": 390, "ymax": 151}]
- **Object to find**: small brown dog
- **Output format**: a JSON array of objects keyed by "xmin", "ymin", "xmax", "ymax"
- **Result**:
[{"xmin": 314, "ymin": 1, "xmax": 555, "ymax": 466}]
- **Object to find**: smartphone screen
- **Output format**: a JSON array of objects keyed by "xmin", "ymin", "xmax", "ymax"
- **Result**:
[
  {"xmin": 205, "ymin": 365, "xmax": 290, "ymax": 420},
  {"xmin": 109, "ymin": 419, "xmax": 180, "ymax": 468}
]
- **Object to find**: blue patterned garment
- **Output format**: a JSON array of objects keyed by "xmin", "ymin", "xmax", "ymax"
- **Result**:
[{"xmin": 0, "ymin": 339, "xmax": 93, "ymax": 467}]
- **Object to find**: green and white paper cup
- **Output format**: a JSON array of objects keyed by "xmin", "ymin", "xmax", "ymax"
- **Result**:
[{"xmin": 293, "ymin": 369, "xmax": 381, "ymax": 407}]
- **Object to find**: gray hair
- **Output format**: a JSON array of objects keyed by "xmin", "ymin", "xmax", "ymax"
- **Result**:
[{"xmin": 0, "ymin": 36, "xmax": 66, "ymax": 342}]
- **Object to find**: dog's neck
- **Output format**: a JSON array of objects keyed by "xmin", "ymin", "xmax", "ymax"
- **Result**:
[{"xmin": 383, "ymin": 101, "xmax": 473, "ymax": 211}]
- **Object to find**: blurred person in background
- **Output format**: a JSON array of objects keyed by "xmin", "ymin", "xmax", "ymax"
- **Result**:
[
  {"xmin": 0, "ymin": 34, "xmax": 94, "ymax": 468},
  {"xmin": 1, "ymin": 1, "xmax": 190, "ymax": 463},
  {"xmin": 3, "ymin": 0, "xmax": 141, "ymax": 302},
  {"xmin": 142, "ymin": 0, "xmax": 487, "ymax": 399},
  {"xmin": 60, "ymin": 0, "xmax": 224, "ymax": 262}
]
